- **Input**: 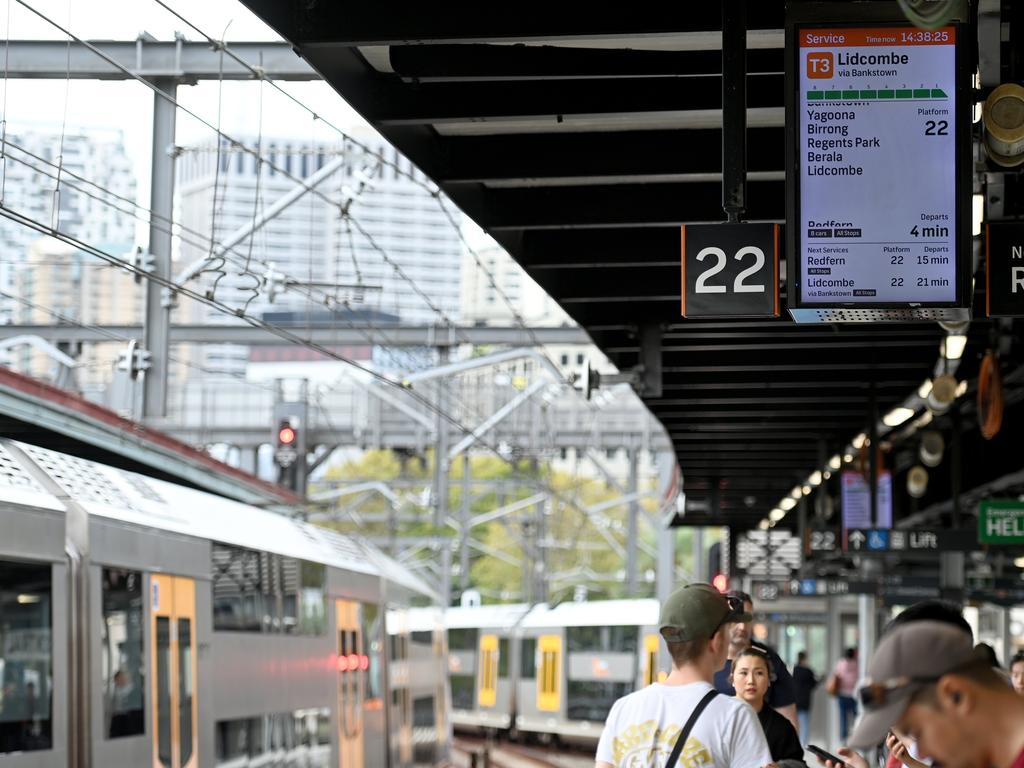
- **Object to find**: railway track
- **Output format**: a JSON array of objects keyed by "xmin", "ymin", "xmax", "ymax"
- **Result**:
[{"xmin": 453, "ymin": 737, "xmax": 593, "ymax": 768}]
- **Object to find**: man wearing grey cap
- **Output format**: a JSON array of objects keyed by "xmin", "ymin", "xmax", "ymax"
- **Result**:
[
  {"xmin": 846, "ymin": 620, "xmax": 1024, "ymax": 768},
  {"xmin": 596, "ymin": 583, "xmax": 772, "ymax": 768}
]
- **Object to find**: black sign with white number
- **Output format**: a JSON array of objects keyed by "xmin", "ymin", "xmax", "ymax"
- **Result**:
[
  {"xmin": 681, "ymin": 223, "xmax": 781, "ymax": 318},
  {"xmin": 986, "ymin": 222, "xmax": 1024, "ymax": 317}
]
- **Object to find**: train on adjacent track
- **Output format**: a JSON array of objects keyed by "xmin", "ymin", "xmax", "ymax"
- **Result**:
[
  {"xmin": 0, "ymin": 440, "xmax": 449, "ymax": 768},
  {"xmin": 410, "ymin": 599, "xmax": 664, "ymax": 746}
]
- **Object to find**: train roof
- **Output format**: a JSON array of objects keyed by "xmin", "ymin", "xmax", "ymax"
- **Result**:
[
  {"xmin": 442, "ymin": 603, "xmax": 533, "ymax": 630},
  {"xmin": 520, "ymin": 598, "xmax": 660, "ymax": 628},
  {"xmin": 0, "ymin": 440, "xmax": 436, "ymax": 600}
]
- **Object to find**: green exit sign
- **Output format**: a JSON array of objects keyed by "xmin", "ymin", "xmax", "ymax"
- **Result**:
[{"xmin": 978, "ymin": 500, "xmax": 1024, "ymax": 544}]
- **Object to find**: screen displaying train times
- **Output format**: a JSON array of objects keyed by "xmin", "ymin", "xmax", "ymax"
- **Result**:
[{"xmin": 797, "ymin": 26, "xmax": 958, "ymax": 305}]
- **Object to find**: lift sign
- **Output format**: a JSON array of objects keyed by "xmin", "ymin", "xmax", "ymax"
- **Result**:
[{"xmin": 797, "ymin": 27, "xmax": 957, "ymax": 304}]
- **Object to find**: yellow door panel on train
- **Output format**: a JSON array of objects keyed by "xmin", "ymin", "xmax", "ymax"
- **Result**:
[
  {"xmin": 477, "ymin": 634, "xmax": 498, "ymax": 708},
  {"xmin": 536, "ymin": 634, "xmax": 561, "ymax": 713},
  {"xmin": 150, "ymin": 574, "xmax": 198, "ymax": 768},
  {"xmin": 336, "ymin": 599, "xmax": 365, "ymax": 768},
  {"xmin": 643, "ymin": 634, "xmax": 661, "ymax": 686}
]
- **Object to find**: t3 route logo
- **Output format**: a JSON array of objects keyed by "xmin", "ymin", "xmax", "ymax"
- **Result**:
[{"xmin": 806, "ymin": 52, "xmax": 833, "ymax": 78}]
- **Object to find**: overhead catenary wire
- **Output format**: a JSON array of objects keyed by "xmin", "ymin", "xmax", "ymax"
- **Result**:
[
  {"xmin": 13, "ymin": 0, "xmax": 466, "ymax": 342},
  {"xmin": 145, "ymin": 0, "xmax": 572, "ymax": 384}
]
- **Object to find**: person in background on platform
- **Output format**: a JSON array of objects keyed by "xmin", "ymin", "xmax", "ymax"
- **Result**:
[
  {"xmin": 1011, "ymin": 651, "xmax": 1024, "ymax": 696},
  {"xmin": 792, "ymin": 650, "xmax": 818, "ymax": 746},
  {"xmin": 714, "ymin": 590, "xmax": 800, "ymax": 732},
  {"xmin": 847, "ymin": 621, "xmax": 1024, "ymax": 768},
  {"xmin": 831, "ymin": 648, "xmax": 858, "ymax": 741},
  {"xmin": 596, "ymin": 583, "xmax": 772, "ymax": 768},
  {"xmin": 732, "ymin": 646, "xmax": 806, "ymax": 765}
]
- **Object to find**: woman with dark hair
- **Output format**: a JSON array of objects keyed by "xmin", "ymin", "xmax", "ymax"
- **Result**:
[
  {"xmin": 1011, "ymin": 650, "xmax": 1024, "ymax": 695},
  {"xmin": 731, "ymin": 646, "xmax": 806, "ymax": 765}
]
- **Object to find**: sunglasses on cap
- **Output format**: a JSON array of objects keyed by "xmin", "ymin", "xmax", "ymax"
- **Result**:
[
  {"xmin": 859, "ymin": 675, "xmax": 940, "ymax": 709},
  {"xmin": 712, "ymin": 594, "xmax": 747, "ymax": 634}
]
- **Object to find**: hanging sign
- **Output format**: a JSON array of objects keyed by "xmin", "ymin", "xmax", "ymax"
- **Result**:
[
  {"xmin": 785, "ymin": 7, "xmax": 971, "ymax": 321},
  {"xmin": 681, "ymin": 223, "xmax": 780, "ymax": 318},
  {"xmin": 985, "ymin": 223, "xmax": 1024, "ymax": 317}
]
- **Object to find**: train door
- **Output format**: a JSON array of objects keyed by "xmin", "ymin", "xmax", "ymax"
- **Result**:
[
  {"xmin": 150, "ymin": 574, "xmax": 197, "ymax": 768},
  {"xmin": 477, "ymin": 634, "xmax": 498, "ymax": 708},
  {"xmin": 336, "ymin": 599, "xmax": 365, "ymax": 768},
  {"xmin": 536, "ymin": 634, "xmax": 561, "ymax": 713},
  {"xmin": 642, "ymin": 634, "xmax": 662, "ymax": 686}
]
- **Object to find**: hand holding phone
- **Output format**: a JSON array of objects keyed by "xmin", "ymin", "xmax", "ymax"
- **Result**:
[{"xmin": 807, "ymin": 745, "xmax": 848, "ymax": 768}]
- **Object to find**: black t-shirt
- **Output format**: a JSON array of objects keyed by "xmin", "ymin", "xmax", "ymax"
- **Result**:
[
  {"xmin": 757, "ymin": 704, "xmax": 806, "ymax": 763},
  {"xmin": 792, "ymin": 664, "xmax": 818, "ymax": 710},
  {"xmin": 713, "ymin": 640, "xmax": 798, "ymax": 709}
]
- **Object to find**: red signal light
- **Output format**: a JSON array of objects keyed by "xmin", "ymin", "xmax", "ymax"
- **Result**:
[
  {"xmin": 337, "ymin": 655, "xmax": 349, "ymax": 672},
  {"xmin": 278, "ymin": 426, "xmax": 296, "ymax": 445},
  {"xmin": 359, "ymin": 655, "xmax": 370, "ymax": 671},
  {"xmin": 712, "ymin": 573, "xmax": 729, "ymax": 593}
]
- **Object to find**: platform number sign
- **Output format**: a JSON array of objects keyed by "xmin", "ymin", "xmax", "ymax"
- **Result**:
[{"xmin": 681, "ymin": 223, "xmax": 781, "ymax": 318}]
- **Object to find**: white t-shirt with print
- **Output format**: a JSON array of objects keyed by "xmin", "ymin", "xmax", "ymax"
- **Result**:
[{"xmin": 596, "ymin": 681, "xmax": 772, "ymax": 768}]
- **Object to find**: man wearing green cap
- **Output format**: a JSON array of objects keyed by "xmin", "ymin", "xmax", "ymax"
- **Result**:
[{"xmin": 596, "ymin": 583, "xmax": 772, "ymax": 768}]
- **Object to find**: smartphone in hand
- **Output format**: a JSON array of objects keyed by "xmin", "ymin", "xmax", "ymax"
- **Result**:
[{"xmin": 807, "ymin": 745, "xmax": 848, "ymax": 767}]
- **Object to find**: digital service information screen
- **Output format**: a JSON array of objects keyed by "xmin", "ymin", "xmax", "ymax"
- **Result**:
[{"xmin": 796, "ymin": 26, "xmax": 958, "ymax": 305}]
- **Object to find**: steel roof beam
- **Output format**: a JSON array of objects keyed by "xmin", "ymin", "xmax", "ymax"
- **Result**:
[
  {"xmin": 372, "ymin": 75, "xmax": 781, "ymax": 126},
  {"xmin": 387, "ymin": 45, "xmax": 784, "ymax": 82},
  {"xmin": 241, "ymin": 4, "xmax": 784, "ymax": 46},
  {"xmin": 439, "ymin": 129, "xmax": 783, "ymax": 185},
  {"xmin": 1, "ymin": 39, "xmax": 316, "ymax": 81},
  {"xmin": 483, "ymin": 181, "xmax": 784, "ymax": 230}
]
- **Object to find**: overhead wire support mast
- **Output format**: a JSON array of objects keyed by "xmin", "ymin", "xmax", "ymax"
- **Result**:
[{"xmin": 722, "ymin": 0, "xmax": 747, "ymax": 223}]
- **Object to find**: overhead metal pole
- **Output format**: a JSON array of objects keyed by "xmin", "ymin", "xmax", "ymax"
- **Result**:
[
  {"xmin": 432, "ymin": 347, "xmax": 450, "ymax": 527},
  {"xmin": 142, "ymin": 77, "xmax": 176, "ymax": 420},
  {"xmin": 460, "ymin": 454, "xmax": 471, "ymax": 592},
  {"xmin": 722, "ymin": 0, "xmax": 747, "ymax": 222},
  {"xmin": 626, "ymin": 447, "xmax": 640, "ymax": 595}
]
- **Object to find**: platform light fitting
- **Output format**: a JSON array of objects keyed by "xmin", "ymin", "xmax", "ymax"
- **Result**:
[
  {"xmin": 780, "ymin": 497, "xmax": 797, "ymax": 511},
  {"xmin": 918, "ymin": 380, "xmax": 933, "ymax": 399},
  {"xmin": 972, "ymin": 194, "xmax": 984, "ymax": 236},
  {"xmin": 942, "ymin": 334, "xmax": 968, "ymax": 360},
  {"xmin": 955, "ymin": 380, "xmax": 968, "ymax": 398},
  {"xmin": 789, "ymin": 486, "xmax": 802, "ymax": 500},
  {"xmin": 828, "ymin": 454, "xmax": 842, "ymax": 471},
  {"xmin": 823, "ymin": 470, "xmax": 831, "ymax": 480},
  {"xmin": 758, "ymin": 519, "xmax": 770, "ymax": 530},
  {"xmin": 802, "ymin": 485, "xmax": 812, "ymax": 496},
  {"xmin": 927, "ymin": 374, "xmax": 958, "ymax": 414},
  {"xmin": 16, "ymin": 594, "xmax": 40, "ymax": 604},
  {"xmin": 883, "ymin": 407, "xmax": 916, "ymax": 427},
  {"xmin": 852, "ymin": 432, "xmax": 867, "ymax": 450},
  {"xmin": 907, "ymin": 466, "xmax": 929, "ymax": 499},
  {"xmin": 769, "ymin": 508, "xmax": 786, "ymax": 522},
  {"xmin": 843, "ymin": 453, "xmax": 854, "ymax": 463},
  {"xmin": 1015, "ymin": 556, "xmax": 1024, "ymax": 569},
  {"xmin": 920, "ymin": 431, "xmax": 945, "ymax": 468},
  {"xmin": 808, "ymin": 470, "xmax": 823, "ymax": 486}
]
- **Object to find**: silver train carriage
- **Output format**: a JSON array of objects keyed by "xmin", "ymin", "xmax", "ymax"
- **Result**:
[
  {"xmin": 0, "ymin": 440, "xmax": 449, "ymax": 768},
  {"xmin": 427, "ymin": 599, "xmax": 663, "ymax": 744}
]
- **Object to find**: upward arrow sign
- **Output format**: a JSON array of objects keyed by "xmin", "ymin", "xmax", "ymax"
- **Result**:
[{"xmin": 849, "ymin": 530, "xmax": 867, "ymax": 550}]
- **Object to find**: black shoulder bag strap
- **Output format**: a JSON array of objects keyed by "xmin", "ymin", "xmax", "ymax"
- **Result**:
[{"xmin": 664, "ymin": 689, "xmax": 718, "ymax": 768}]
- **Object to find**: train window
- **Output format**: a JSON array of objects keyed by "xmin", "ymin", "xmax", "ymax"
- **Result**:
[
  {"xmin": 215, "ymin": 718, "xmax": 249, "ymax": 764},
  {"xmin": 447, "ymin": 627, "xmax": 478, "ymax": 651},
  {"xmin": 567, "ymin": 626, "xmax": 638, "ymax": 654},
  {"xmin": 361, "ymin": 603, "xmax": 383, "ymax": 701},
  {"xmin": 155, "ymin": 618, "xmax": 172, "ymax": 767},
  {"xmin": 178, "ymin": 618, "xmax": 194, "ymax": 764},
  {"xmin": 212, "ymin": 544, "xmax": 325, "ymax": 636},
  {"xmin": 520, "ymin": 638, "xmax": 536, "ymax": 679},
  {"xmin": 101, "ymin": 568, "xmax": 145, "ymax": 739},
  {"xmin": 566, "ymin": 681, "xmax": 631, "ymax": 722},
  {"xmin": 449, "ymin": 675, "xmax": 474, "ymax": 710},
  {"xmin": 298, "ymin": 561, "xmax": 326, "ymax": 635},
  {"xmin": 0, "ymin": 559, "xmax": 53, "ymax": 754},
  {"xmin": 411, "ymin": 630, "xmax": 432, "ymax": 645},
  {"xmin": 498, "ymin": 638, "xmax": 509, "ymax": 678},
  {"xmin": 413, "ymin": 695, "xmax": 435, "ymax": 727}
]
